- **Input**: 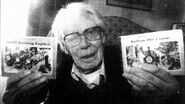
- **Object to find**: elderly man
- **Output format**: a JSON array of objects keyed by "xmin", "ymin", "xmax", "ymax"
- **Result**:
[{"xmin": 2, "ymin": 2, "xmax": 181, "ymax": 104}]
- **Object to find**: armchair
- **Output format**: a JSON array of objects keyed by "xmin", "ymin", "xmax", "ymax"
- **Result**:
[{"xmin": 104, "ymin": 16, "xmax": 152, "ymax": 46}]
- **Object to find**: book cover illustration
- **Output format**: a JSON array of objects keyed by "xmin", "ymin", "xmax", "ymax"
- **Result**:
[
  {"xmin": 1, "ymin": 37, "xmax": 57, "ymax": 79},
  {"xmin": 121, "ymin": 29, "xmax": 184, "ymax": 75}
]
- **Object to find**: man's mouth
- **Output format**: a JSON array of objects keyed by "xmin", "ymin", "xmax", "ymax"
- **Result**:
[{"xmin": 81, "ymin": 53, "xmax": 96, "ymax": 61}]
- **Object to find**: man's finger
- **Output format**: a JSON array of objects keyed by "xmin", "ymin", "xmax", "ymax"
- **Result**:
[
  {"xmin": 26, "ymin": 79, "xmax": 48, "ymax": 96},
  {"xmin": 4, "ymin": 72, "xmax": 43, "ymax": 101},
  {"xmin": 18, "ymin": 76, "xmax": 47, "ymax": 95},
  {"xmin": 3, "ymin": 87, "xmax": 23, "ymax": 104},
  {"xmin": 124, "ymin": 66, "xmax": 169, "ymax": 90},
  {"xmin": 132, "ymin": 62, "xmax": 174, "ymax": 82},
  {"xmin": 123, "ymin": 72, "xmax": 155, "ymax": 92},
  {"xmin": 12, "ymin": 72, "xmax": 43, "ymax": 91},
  {"xmin": 132, "ymin": 62, "xmax": 158, "ymax": 73},
  {"xmin": 3, "ymin": 76, "xmax": 47, "ymax": 104},
  {"xmin": 127, "ymin": 80, "xmax": 141, "ymax": 91},
  {"xmin": 6, "ymin": 70, "xmax": 31, "ymax": 89}
]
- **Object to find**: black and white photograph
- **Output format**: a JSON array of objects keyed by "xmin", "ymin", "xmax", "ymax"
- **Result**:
[
  {"xmin": 172, "ymin": 23, "xmax": 185, "ymax": 34},
  {"xmin": 0, "ymin": 0, "xmax": 185, "ymax": 104},
  {"xmin": 121, "ymin": 30, "xmax": 184, "ymax": 75},
  {"xmin": 4, "ymin": 46, "xmax": 51, "ymax": 74},
  {"xmin": 1, "ymin": 37, "xmax": 57, "ymax": 78},
  {"xmin": 126, "ymin": 41, "xmax": 181, "ymax": 71},
  {"xmin": 106, "ymin": 0, "xmax": 152, "ymax": 11}
]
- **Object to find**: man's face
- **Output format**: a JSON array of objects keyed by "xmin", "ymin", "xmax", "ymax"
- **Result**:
[{"xmin": 64, "ymin": 17, "xmax": 104, "ymax": 74}]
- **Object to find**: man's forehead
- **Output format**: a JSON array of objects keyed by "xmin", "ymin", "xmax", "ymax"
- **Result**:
[{"xmin": 63, "ymin": 17, "xmax": 99, "ymax": 35}]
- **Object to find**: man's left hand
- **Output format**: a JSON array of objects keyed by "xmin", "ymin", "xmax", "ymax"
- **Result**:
[{"xmin": 123, "ymin": 62, "xmax": 180, "ymax": 103}]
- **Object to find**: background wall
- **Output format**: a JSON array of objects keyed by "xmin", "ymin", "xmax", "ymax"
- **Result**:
[
  {"xmin": 0, "ymin": 0, "xmax": 185, "ymax": 104},
  {"xmin": 83, "ymin": 1, "xmax": 185, "ymax": 104},
  {"xmin": 84, "ymin": 0, "xmax": 185, "ymax": 31},
  {"xmin": 0, "ymin": 0, "xmax": 81, "ymax": 104}
]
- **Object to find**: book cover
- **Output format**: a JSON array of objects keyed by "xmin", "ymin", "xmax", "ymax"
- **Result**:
[
  {"xmin": 1, "ymin": 36, "xmax": 57, "ymax": 79},
  {"xmin": 121, "ymin": 29, "xmax": 184, "ymax": 75}
]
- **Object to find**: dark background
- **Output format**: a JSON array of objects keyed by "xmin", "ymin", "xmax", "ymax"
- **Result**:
[
  {"xmin": 26, "ymin": 0, "xmax": 82, "ymax": 36},
  {"xmin": 0, "ymin": 0, "xmax": 184, "ymax": 104}
]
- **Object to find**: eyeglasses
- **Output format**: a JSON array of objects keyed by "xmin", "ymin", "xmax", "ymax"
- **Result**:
[{"xmin": 64, "ymin": 26, "xmax": 104, "ymax": 48}]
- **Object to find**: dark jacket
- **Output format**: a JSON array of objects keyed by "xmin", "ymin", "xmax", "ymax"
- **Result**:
[
  {"xmin": 29, "ymin": 44, "xmax": 182, "ymax": 104},
  {"xmin": 43, "ymin": 45, "xmax": 142, "ymax": 104}
]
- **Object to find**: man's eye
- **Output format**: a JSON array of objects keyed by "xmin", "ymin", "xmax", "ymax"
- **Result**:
[
  {"xmin": 92, "ymin": 30, "xmax": 100, "ymax": 36},
  {"xmin": 89, "ymin": 29, "xmax": 100, "ymax": 36},
  {"xmin": 85, "ymin": 32, "xmax": 93, "ymax": 39},
  {"xmin": 66, "ymin": 34, "xmax": 78, "ymax": 41}
]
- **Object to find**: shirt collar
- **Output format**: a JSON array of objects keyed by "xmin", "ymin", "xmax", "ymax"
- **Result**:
[{"xmin": 71, "ymin": 60, "xmax": 105, "ymax": 88}]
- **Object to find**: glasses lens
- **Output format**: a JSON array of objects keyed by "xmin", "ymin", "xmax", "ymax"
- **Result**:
[
  {"xmin": 64, "ymin": 27, "xmax": 104, "ymax": 47},
  {"xmin": 85, "ymin": 27, "xmax": 102, "ymax": 41},
  {"xmin": 65, "ymin": 33, "xmax": 80, "ymax": 47}
]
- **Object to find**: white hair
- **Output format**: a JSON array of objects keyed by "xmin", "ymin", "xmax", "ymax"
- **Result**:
[{"xmin": 51, "ymin": 2, "xmax": 105, "ymax": 54}]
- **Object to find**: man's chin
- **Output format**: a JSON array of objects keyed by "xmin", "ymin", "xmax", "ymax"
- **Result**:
[{"xmin": 76, "ymin": 60, "xmax": 102, "ymax": 74}]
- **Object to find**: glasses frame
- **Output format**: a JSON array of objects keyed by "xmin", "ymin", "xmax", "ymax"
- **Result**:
[{"xmin": 64, "ymin": 26, "xmax": 104, "ymax": 48}]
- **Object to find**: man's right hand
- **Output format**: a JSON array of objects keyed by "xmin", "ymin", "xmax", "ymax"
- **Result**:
[{"xmin": 2, "ymin": 70, "xmax": 48, "ymax": 104}]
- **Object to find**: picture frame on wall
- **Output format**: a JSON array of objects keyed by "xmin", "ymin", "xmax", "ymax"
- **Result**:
[
  {"xmin": 106, "ymin": 0, "xmax": 152, "ymax": 11},
  {"xmin": 172, "ymin": 23, "xmax": 185, "ymax": 34}
]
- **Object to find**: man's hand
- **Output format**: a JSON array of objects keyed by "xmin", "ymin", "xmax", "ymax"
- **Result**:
[
  {"xmin": 2, "ymin": 70, "xmax": 48, "ymax": 104},
  {"xmin": 123, "ymin": 62, "xmax": 180, "ymax": 103}
]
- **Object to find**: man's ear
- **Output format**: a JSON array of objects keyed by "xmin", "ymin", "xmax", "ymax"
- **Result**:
[
  {"xmin": 58, "ymin": 42, "xmax": 69, "ymax": 54},
  {"xmin": 62, "ymin": 43, "xmax": 70, "ymax": 54}
]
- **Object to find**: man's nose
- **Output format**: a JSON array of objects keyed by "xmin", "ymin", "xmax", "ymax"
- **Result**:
[{"xmin": 79, "ymin": 35, "xmax": 90, "ymax": 49}]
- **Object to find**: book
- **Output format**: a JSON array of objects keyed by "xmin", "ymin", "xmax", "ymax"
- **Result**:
[
  {"xmin": 1, "ymin": 36, "xmax": 57, "ymax": 79},
  {"xmin": 121, "ymin": 29, "xmax": 184, "ymax": 75}
]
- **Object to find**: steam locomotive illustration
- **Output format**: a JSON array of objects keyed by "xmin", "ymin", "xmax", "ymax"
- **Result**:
[{"xmin": 5, "ymin": 47, "xmax": 51, "ymax": 73}]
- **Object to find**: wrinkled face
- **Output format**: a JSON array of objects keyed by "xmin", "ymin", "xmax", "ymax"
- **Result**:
[{"xmin": 64, "ymin": 17, "xmax": 104, "ymax": 74}]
